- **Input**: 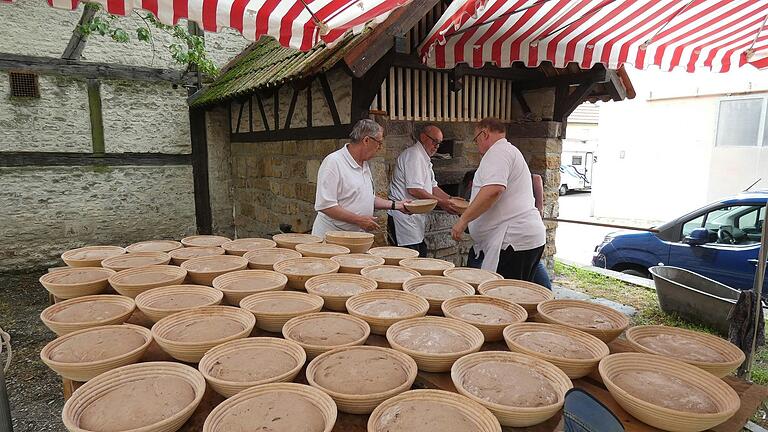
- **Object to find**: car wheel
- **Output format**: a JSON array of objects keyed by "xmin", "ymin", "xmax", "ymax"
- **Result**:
[
  {"xmin": 621, "ymin": 269, "xmax": 650, "ymax": 278},
  {"xmin": 559, "ymin": 185, "xmax": 568, "ymax": 196}
]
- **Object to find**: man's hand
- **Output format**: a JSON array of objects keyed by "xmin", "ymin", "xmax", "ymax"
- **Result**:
[
  {"xmin": 395, "ymin": 200, "xmax": 412, "ymax": 215},
  {"xmin": 438, "ymin": 198, "xmax": 459, "ymax": 215},
  {"xmin": 355, "ymin": 215, "xmax": 381, "ymax": 231},
  {"xmin": 451, "ymin": 219, "xmax": 468, "ymax": 241}
]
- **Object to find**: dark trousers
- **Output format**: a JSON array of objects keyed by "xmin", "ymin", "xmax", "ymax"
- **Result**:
[
  {"xmin": 387, "ymin": 216, "xmax": 428, "ymax": 257},
  {"xmin": 467, "ymin": 244, "xmax": 545, "ymax": 282}
]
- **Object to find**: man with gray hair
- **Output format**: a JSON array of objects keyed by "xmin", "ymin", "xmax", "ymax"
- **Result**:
[
  {"xmin": 388, "ymin": 125, "xmax": 457, "ymax": 256},
  {"xmin": 312, "ymin": 119, "xmax": 410, "ymax": 238}
]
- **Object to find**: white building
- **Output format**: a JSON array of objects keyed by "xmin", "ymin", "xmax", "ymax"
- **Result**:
[{"xmin": 592, "ymin": 68, "xmax": 768, "ymax": 223}]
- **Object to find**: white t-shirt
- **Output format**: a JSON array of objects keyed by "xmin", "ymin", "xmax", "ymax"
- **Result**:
[
  {"xmin": 388, "ymin": 143, "xmax": 438, "ymax": 246},
  {"xmin": 468, "ymin": 139, "xmax": 546, "ymax": 255},
  {"xmin": 311, "ymin": 144, "xmax": 375, "ymax": 237}
]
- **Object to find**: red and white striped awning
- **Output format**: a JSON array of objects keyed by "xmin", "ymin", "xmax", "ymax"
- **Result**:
[
  {"xmin": 2, "ymin": 0, "xmax": 409, "ymax": 51},
  {"xmin": 420, "ymin": 0, "xmax": 768, "ymax": 72}
]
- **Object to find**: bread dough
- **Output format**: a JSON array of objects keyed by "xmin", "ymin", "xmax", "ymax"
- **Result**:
[
  {"xmin": 312, "ymin": 348, "xmax": 409, "ymax": 394},
  {"xmin": 221, "ymin": 277, "xmax": 280, "ymax": 292},
  {"xmin": 212, "ymin": 392, "xmax": 326, "ymax": 432},
  {"xmin": 46, "ymin": 269, "xmax": 108, "ymax": 284},
  {"xmin": 462, "ymin": 361, "xmax": 558, "ymax": 407},
  {"xmin": 366, "ymin": 268, "xmax": 415, "ymax": 283},
  {"xmin": 513, "ymin": 331, "xmax": 593, "ymax": 359},
  {"xmin": 410, "ymin": 283, "xmax": 465, "ymax": 300},
  {"xmin": 356, "ymin": 299, "xmax": 417, "ymax": 318},
  {"xmin": 164, "ymin": 317, "xmax": 245, "ymax": 342},
  {"xmin": 613, "ymin": 370, "xmax": 718, "ymax": 413},
  {"xmin": 207, "ymin": 347, "xmax": 296, "ymax": 382},
  {"xmin": 484, "ymin": 285, "xmax": 547, "ymax": 303},
  {"xmin": 310, "ymin": 281, "xmax": 369, "ymax": 296},
  {"xmin": 392, "ymin": 325, "xmax": 471, "ymax": 353},
  {"xmin": 374, "ymin": 400, "xmax": 478, "ymax": 432},
  {"xmin": 50, "ymin": 301, "xmax": 128, "ymax": 323},
  {"xmin": 184, "ymin": 257, "xmax": 243, "ymax": 272},
  {"xmin": 145, "ymin": 292, "xmax": 214, "ymax": 309},
  {"xmin": 247, "ymin": 298, "xmax": 317, "ymax": 314},
  {"xmin": 450, "ymin": 303, "xmax": 515, "ymax": 324},
  {"xmin": 636, "ymin": 334, "xmax": 726, "ymax": 363},
  {"xmin": 547, "ymin": 307, "xmax": 614, "ymax": 330},
  {"xmin": 49, "ymin": 327, "xmax": 146, "ymax": 362},
  {"xmin": 287, "ymin": 316, "xmax": 366, "ymax": 346}
]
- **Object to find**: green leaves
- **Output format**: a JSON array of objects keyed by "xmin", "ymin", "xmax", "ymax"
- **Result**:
[{"xmin": 136, "ymin": 26, "xmax": 151, "ymax": 42}]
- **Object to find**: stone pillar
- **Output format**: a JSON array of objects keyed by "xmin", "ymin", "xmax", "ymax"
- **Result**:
[{"xmin": 205, "ymin": 107, "xmax": 235, "ymax": 238}]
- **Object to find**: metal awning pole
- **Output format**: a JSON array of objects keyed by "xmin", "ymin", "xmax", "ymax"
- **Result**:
[{"xmin": 746, "ymin": 201, "xmax": 768, "ymax": 381}]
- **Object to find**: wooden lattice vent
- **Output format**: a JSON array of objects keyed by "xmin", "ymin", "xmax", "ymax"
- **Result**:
[{"xmin": 9, "ymin": 72, "xmax": 40, "ymax": 98}]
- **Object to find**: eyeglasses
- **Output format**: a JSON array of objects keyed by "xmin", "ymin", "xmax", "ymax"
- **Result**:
[
  {"xmin": 367, "ymin": 135, "xmax": 384, "ymax": 148},
  {"xmin": 425, "ymin": 133, "xmax": 442, "ymax": 147},
  {"xmin": 472, "ymin": 129, "xmax": 487, "ymax": 143}
]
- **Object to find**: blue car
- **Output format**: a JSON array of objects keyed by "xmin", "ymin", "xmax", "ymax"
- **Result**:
[{"xmin": 592, "ymin": 191, "xmax": 767, "ymax": 292}]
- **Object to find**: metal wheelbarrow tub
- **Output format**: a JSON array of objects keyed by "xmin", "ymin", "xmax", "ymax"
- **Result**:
[{"xmin": 649, "ymin": 266, "xmax": 740, "ymax": 335}]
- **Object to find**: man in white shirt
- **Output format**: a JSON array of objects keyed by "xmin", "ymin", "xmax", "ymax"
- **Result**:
[
  {"xmin": 312, "ymin": 119, "xmax": 410, "ymax": 238},
  {"xmin": 388, "ymin": 125, "xmax": 456, "ymax": 257},
  {"xmin": 451, "ymin": 118, "xmax": 546, "ymax": 281}
]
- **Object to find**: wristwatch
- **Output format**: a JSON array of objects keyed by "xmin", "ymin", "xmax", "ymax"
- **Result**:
[{"xmin": 391, "ymin": 200, "xmax": 396, "ymax": 210}]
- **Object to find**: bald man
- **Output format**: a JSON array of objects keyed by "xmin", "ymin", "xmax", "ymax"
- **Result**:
[{"xmin": 388, "ymin": 125, "xmax": 457, "ymax": 257}]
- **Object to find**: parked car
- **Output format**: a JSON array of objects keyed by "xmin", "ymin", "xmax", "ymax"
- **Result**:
[{"xmin": 592, "ymin": 191, "xmax": 767, "ymax": 293}]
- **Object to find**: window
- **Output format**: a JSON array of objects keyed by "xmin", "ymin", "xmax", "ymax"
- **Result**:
[
  {"xmin": 682, "ymin": 214, "xmax": 705, "ymax": 238},
  {"xmin": 572, "ymin": 155, "xmax": 583, "ymax": 165},
  {"xmin": 9, "ymin": 72, "xmax": 40, "ymax": 98},
  {"xmin": 682, "ymin": 205, "xmax": 764, "ymax": 244}
]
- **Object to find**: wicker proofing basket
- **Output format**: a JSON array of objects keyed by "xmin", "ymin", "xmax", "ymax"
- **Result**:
[
  {"xmin": 398, "ymin": 257, "xmax": 456, "ymax": 276},
  {"xmin": 404, "ymin": 199, "xmax": 438, "ymax": 214},
  {"xmin": 180, "ymin": 255, "xmax": 249, "ymax": 286},
  {"xmin": 442, "ymin": 296, "xmax": 528, "ymax": 342},
  {"xmin": 402, "ymin": 276, "xmax": 475, "ymax": 315},
  {"xmin": 282, "ymin": 312, "xmax": 371, "ymax": 359},
  {"xmin": 244, "ymin": 248, "xmax": 303, "ymax": 270},
  {"xmin": 273, "ymin": 257, "xmax": 340, "ymax": 290},
  {"xmin": 101, "ymin": 252, "xmax": 172, "ymax": 271},
  {"xmin": 168, "ymin": 247, "xmax": 226, "ymax": 265},
  {"xmin": 368, "ymin": 389, "xmax": 501, "ymax": 432},
  {"xmin": 181, "ymin": 235, "xmax": 232, "ymax": 248},
  {"xmin": 451, "ymin": 351, "xmax": 573, "ymax": 427},
  {"xmin": 366, "ymin": 247, "xmax": 420, "ymax": 265},
  {"xmin": 108, "ymin": 265, "xmax": 188, "ymax": 298},
  {"xmin": 448, "ymin": 198, "xmax": 470, "ymax": 215},
  {"xmin": 626, "ymin": 326, "xmax": 745, "ymax": 378},
  {"xmin": 443, "ymin": 267, "xmax": 504, "ymax": 289},
  {"xmin": 212, "ymin": 270, "xmax": 288, "ymax": 305},
  {"xmin": 477, "ymin": 279, "xmax": 554, "ymax": 316},
  {"xmin": 272, "ymin": 233, "xmax": 323, "ymax": 250},
  {"xmin": 39, "ymin": 267, "xmax": 116, "ymax": 299},
  {"xmin": 202, "ymin": 382, "xmax": 337, "ymax": 432},
  {"xmin": 40, "ymin": 295, "xmax": 136, "ymax": 336},
  {"xmin": 536, "ymin": 299, "xmax": 630, "ymax": 343},
  {"xmin": 40, "ymin": 324, "xmax": 152, "ymax": 381},
  {"xmin": 330, "ymin": 254, "xmax": 385, "ymax": 274},
  {"xmin": 198, "ymin": 337, "xmax": 307, "ymax": 398},
  {"xmin": 62, "ymin": 361, "xmax": 205, "ymax": 432},
  {"xmin": 502, "ymin": 323, "xmax": 609, "ymax": 379},
  {"xmin": 325, "ymin": 231, "xmax": 375, "ymax": 253},
  {"xmin": 306, "ymin": 346, "xmax": 417, "ymax": 414},
  {"xmin": 295, "ymin": 242, "xmax": 351, "ymax": 258},
  {"xmin": 304, "ymin": 273, "xmax": 377, "ymax": 312},
  {"xmin": 599, "ymin": 353, "xmax": 741, "ymax": 432},
  {"xmin": 125, "ymin": 240, "xmax": 183, "ymax": 253},
  {"xmin": 134, "ymin": 284, "xmax": 224, "ymax": 323},
  {"xmin": 151, "ymin": 306, "xmax": 256, "ymax": 363},
  {"xmin": 345, "ymin": 290, "xmax": 430, "ymax": 335},
  {"xmin": 220, "ymin": 238, "xmax": 277, "ymax": 256},
  {"xmin": 61, "ymin": 246, "xmax": 126, "ymax": 267},
  {"xmin": 240, "ymin": 291, "xmax": 324, "ymax": 333},
  {"xmin": 360, "ymin": 265, "xmax": 421, "ymax": 290},
  {"xmin": 386, "ymin": 316, "xmax": 484, "ymax": 372}
]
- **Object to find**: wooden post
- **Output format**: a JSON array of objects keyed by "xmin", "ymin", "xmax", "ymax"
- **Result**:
[
  {"xmin": 86, "ymin": 78, "xmax": 105, "ymax": 155},
  {"xmin": 0, "ymin": 365, "xmax": 11, "ymax": 432},
  {"xmin": 745, "ymin": 200, "xmax": 768, "ymax": 381}
]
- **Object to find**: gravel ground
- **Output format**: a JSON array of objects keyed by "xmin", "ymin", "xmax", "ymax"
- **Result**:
[{"xmin": 0, "ymin": 271, "xmax": 66, "ymax": 432}]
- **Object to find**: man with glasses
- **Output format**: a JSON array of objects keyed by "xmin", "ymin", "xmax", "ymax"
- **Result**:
[
  {"xmin": 388, "ymin": 125, "xmax": 457, "ymax": 257},
  {"xmin": 451, "ymin": 118, "xmax": 546, "ymax": 282},
  {"xmin": 312, "ymin": 119, "xmax": 410, "ymax": 238}
]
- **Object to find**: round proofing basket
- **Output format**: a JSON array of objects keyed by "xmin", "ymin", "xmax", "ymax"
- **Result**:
[
  {"xmin": 368, "ymin": 389, "xmax": 502, "ymax": 432},
  {"xmin": 477, "ymin": 279, "xmax": 554, "ymax": 315},
  {"xmin": 599, "ymin": 353, "xmax": 741, "ymax": 432},
  {"xmin": 626, "ymin": 326, "xmax": 745, "ymax": 378},
  {"xmin": 367, "ymin": 246, "xmax": 420, "ymax": 265},
  {"xmin": 451, "ymin": 351, "xmax": 573, "ymax": 427},
  {"xmin": 402, "ymin": 276, "xmax": 475, "ymax": 315},
  {"xmin": 134, "ymin": 284, "xmax": 224, "ymax": 323},
  {"xmin": 442, "ymin": 296, "xmax": 528, "ymax": 342},
  {"xmin": 346, "ymin": 290, "xmax": 430, "ymax": 335},
  {"xmin": 399, "ymin": 257, "xmax": 456, "ymax": 276},
  {"xmin": 502, "ymin": 322, "xmax": 609, "ymax": 379},
  {"xmin": 325, "ymin": 231, "xmax": 375, "ymax": 253},
  {"xmin": 212, "ymin": 270, "xmax": 288, "ymax": 305},
  {"xmin": 181, "ymin": 235, "xmax": 232, "ymax": 248},
  {"xmin": 101, "ymin": 252, "xmax": 171, "ymax": 271},
  {"xmin": 536, "ymin": 299, "xmax": 630, "ymax": 343},
  {"xmin": 306, "ymin": 346, "xmax": 418, "ymax": 414},
  {"xmin": 61, "ymin": 246, "xmax": 126, "ymax": 267},
  {"xmin": 180, "ymin": 255, "xmax": 249, "ymax": 286},
  {"xmin": 63, "ymin": 361, "xmax": 205, "ymax": 432},
  {"xmin": 40, "ymin": 295, "xmax": 136, "ymax": 336},
  {"xmin": 108, "ymin": 265, "xmax": 188, "ymax": 298},
  {"xmin": 386, "ymin": 316, "xmax": 484, "ymax": 372},
  {"xmin": 331, "ymin": 254, "xmax": 385, "ymax": 274},
  {"xmin": 202, "ymin": 382, "xmax": 337, "ymax": 432},
  {"xmin": 168, "ymin": 247, "xmax": 226, "ymax": 265},
  {"xmin": 125, "ymin": 240, "xmax": 183, "ymax": 253},
  {"xmin": 304, "ymin": 273, "xmax": 377, "ymax": 311},
  {"xmin": 404, "ymin": 199, "xmax": 438, "ymax": 214},
  {"xmin": 273, "ymin": 257, "xmax": 340, "ymax": 290},
  {"xmin": 39, "ymin": 267, "xmax": 116, "ymax": 299},
  {"xmin": 151, "ymin": 306, "xmax": 256, "ymax": 363},
  {"xmin": 282, "ymin": 312, "xmax": 371, "ymax": 359},
  {"xmin": 272, "ymin": 233, "xmax": 323, "ymax": 250},
  {"xmin": 198, "ymin": 337, "xmax": 307, "ymax": 398},
  {"xmin": 221, "ymin": 238, "xmax": 277, "ymax": 256},
  {"xmin": 40, "ymin": 324, "xmax": 152, "ymax": 381},
  {"xmin": 449, "ymin": 197, "xmax": 470, "ymax": 214},
  {"xmin": 240, "ymin": 291, "xmax": 324, "ymax": 333},
  {"xmin": 244, "ymin": 248, "xmax": 302, "ymax": 270},
  {"xmin": 295, "ymin": 242, "xmax": 351, "ymax": 258},
  {"xmin": 360, "ymin": 265, "xmax": 421, "ymax": 289},
  {"xmin": 443, "ymin": 267, "xmax": 504, "ymax": 289}
]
